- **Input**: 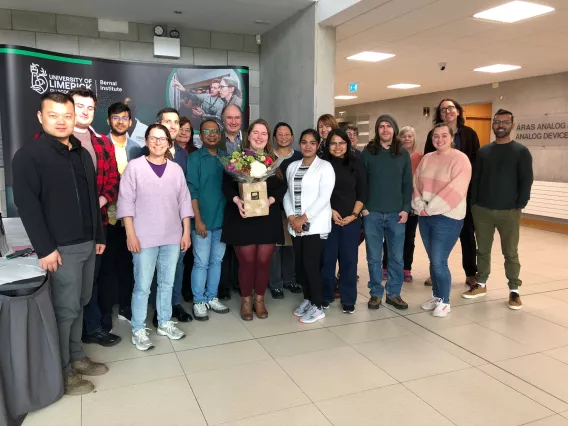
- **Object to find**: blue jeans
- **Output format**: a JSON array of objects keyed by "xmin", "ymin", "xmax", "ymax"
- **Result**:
[
  {"xmin": 131, "ymin": 244, "xmax": 180, "ymax": 332},
  {"xmin": 191, "ymin": 228, "xmax": 226, "ymax": 303},
  {"xmin": 419, "ymin": 215, "xmax": 464, "ymax": 303},
  {"xmin": 150, "ymin": 250, "xmax": 185, "ymax": 309},
  {"xmin": 363, "ymin": 212, "xmax": 405, "ymax": 298},
  {"xmin": 322, "ymin": 219, "xmax": 361, "ymax": 305}
]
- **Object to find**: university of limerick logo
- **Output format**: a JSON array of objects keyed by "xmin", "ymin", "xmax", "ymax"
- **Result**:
[{"xmin": 30, "ymin": 63, "xmax": 48, "ymax": 94}]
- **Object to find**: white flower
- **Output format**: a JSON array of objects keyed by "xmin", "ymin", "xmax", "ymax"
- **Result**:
[{"xmin": 249, "ymin": 161, "xmax": 268, "ymax": 178}]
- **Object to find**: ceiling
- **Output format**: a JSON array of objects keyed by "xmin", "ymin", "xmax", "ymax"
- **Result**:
[
  {"xmin": 1, "ymin": 0, "xmax": 316, "ymax": 34},
  {"xmin": 334, "ymin": 0, "xmax": 568, "ymax": 106}
]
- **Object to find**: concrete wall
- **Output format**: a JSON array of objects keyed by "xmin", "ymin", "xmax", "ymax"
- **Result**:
[
  {"xmin": 260, "ymin": 4, "xmax": 335, "ymax": 147},
  {"xmin": 0, "ymin": 8, "xmax": 260, "ymax": 215},
  {"xmin": 335, "ymin": 72, "xmax": 568, "ymax": 183}
]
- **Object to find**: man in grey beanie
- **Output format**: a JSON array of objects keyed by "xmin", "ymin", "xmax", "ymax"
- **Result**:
[{"xmin": 360, "ymin": 114, "xmax": 412, "ymax": 311}]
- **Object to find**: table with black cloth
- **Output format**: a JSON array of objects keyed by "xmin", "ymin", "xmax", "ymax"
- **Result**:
[{"xmin": 0, "ymin": 218, "xmax": 63, "ymax": 426}]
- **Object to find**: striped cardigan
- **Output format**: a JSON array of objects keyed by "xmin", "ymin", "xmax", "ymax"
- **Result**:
[{"xmin": 412, "ymin": 149, "xmax": 472, "ymax": 220}]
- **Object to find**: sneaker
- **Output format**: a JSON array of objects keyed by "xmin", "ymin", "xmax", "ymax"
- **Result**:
[
  {"xmin": 131, "ymin": 328, "xmax": 154, "ymax": 351},
  {"xmin": 404, "ymin": 270, "xmax": 413, "ymax": 282},
  {"xmin": 71, "ymin": 356, "xmax": 108, "ymax": 376},
  {"xmin": 172, "ymin": 304, "xmax": 193, "ymax": 322},
  {"xmin": 424, "ymin": 277, "xmax": 433, "ymax": 287},
  {"xmin": 64, "ymin": 371, "xmax": 94, "ymax": 396},
  {"xmin": 193, "ymin": 302, "xmax": 209, "ymax": 321},
  {"xmin": 300, "ymin": 305, "xmax": 326, "ymax": 324},
  {"xmin": 382, "ymin": 269, "xmax": 388, "ymax": 281},
  {"xmin": 294, "ymin": 299, "xmax": 311, "ymax": 317},
  {"xmin": 288, "ymin": 283, "xmax": 303, "ymax": 294},
  {"xmin": 157, "ymin": 321, "xmax": 185, "ymax": 340},
  {"xmin": 432, "ymin": 302, "xmax": 451, "ymax": 318},
  {"xmin": 342, "ymin": 304, "xmax": 355, "ymax": 314},
  {"xmin": 118, "ymin": 306, "xmax": 132, "ymax": 322},
  {"xmin": 421, "ymin": 297, "xmax": 441, "ymax": 311},
  {"xmin": 508, "ymin": 292, "xmax": 523, "ymax": 310},
  {"xmin": 82, "ymin": 329, "xmax": 122, "ymax": 347},
  {"xmin": 207, "ymin": 297, "xmax": 230, "ymax": 314},
  {"xmin": 368, "ymin": 296, "xmax": 382, "ymax": 310},
  {"xmin": 386, "ymin": 296, "xmax": 409, "ymax": 310},
  {"xmin": 271, "ymin": 288, "xmax": 284, "ymax": 299},
  {"xmin": 322, "ymin": 301, "xmax": 330, "ymax": 309},
  {"xmin": 462, "ymin": 283, "xmax": 487, "ymax": 299}
]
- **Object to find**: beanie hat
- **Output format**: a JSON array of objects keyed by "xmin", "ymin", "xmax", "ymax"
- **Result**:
[{"xmin": 375, "ymin": 114, "xmax": 399, "ymax": 138}]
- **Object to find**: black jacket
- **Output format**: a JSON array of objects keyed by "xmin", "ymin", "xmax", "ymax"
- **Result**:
[
  {"xmin": 12, "ymin": 132, "xmax": 105, "ymax": 258},
  {"xmin": 424, "ymin": 125, "xmax": 480, "ymax": 168}
]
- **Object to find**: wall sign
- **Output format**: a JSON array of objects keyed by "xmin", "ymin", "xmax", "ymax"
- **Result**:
[{"xmin": 514, "ymin": 114, "xmax": 568, "ymax": 146}]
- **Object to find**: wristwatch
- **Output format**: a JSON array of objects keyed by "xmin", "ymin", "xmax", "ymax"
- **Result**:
[{"xmin": 352, "ymin": 211, "xmax": 360, "ymax": 218}]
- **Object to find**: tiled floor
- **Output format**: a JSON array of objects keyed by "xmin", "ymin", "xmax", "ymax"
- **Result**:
[{"xmin": 23, "ymin": 226, "xmax": 568, "ymax": 426}]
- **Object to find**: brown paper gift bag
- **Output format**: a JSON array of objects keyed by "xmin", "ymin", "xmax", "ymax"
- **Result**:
[{"xmin": 239, "ymin": 182, "xmax": 269, "ymax": 217}]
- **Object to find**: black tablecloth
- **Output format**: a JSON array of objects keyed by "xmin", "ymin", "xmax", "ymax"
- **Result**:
[{"xmin": 0, "ymin": 276, "xmax": 64, "ymax": 426}]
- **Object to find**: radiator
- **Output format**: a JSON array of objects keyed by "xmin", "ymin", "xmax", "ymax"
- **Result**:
[{"xmin": 523, "ymin": 181, "xmax": 568, "ymax": 220}]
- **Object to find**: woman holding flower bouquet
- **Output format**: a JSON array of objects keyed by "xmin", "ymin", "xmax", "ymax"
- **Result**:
[{"xmin": 221, "ymin": 119, "xmax": 288, "ymax": 320}]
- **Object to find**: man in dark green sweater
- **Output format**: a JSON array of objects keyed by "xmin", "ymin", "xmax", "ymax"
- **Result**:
[
  {"xmin": 361, "ymin": 114, "xmax": 413, "ymax": 310},
  {"xmin": 463, "ymin": 109, "xmax": 533, "ymax": 310}
]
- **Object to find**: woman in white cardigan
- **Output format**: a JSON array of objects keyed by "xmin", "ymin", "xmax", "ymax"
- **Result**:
[{"xmin": 284, "ymin": 129, "xmax": 335, "ymax": 324}]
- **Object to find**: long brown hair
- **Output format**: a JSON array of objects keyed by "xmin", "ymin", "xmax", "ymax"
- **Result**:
[
  {"xmin": 145, "ymin": 123, "xmax": 174, "ymax": 161},
  {"xmin": 244, "ymin": 118, "xmax": 283, "ymax": 179}
]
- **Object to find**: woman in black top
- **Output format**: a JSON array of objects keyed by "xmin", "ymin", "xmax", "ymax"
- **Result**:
[
  {"xmin": 222, "ymin": 119, "xmax": 287, "ymax": 320},
  {"xmin": 321, "ymin": 129, "xmax": 368, "ymax": 313}
]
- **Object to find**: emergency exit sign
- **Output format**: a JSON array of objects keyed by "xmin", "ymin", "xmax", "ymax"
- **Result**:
[{"xmin": 349, "ymin": 83, "xmax": 359, "ymax": 93}]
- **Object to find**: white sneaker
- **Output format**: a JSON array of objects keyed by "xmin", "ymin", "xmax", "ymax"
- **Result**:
[
  {"xmin": 432, "ymin": 302, "xmax": 451, "ymax": 318},
  {"xmin": 207, "ymin": 297, "xmax": 230, "ymax": 314},
  {"xmin": 157, "ymin": 321, "xmax": 185, "ymax": 340},
  {"xmin": 131, "ymin": 328, "xmax": 154, "ymax": 351},
  {"xmin": 193, "ymin": 302, "xmax": 209, "ymax": 321},
  {"xmin": 421, "ymin": 297, "xmax": 441, "ymax": 311},
  {"xmin": 300, "ymin": 305, "xmax": 326, "ymax": 324},
  {"xmin": 294, "ymin": 299, "xmax": 311, "ymax": 317}
]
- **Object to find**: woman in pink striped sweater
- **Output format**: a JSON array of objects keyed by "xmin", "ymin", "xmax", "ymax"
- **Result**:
[{"xmin": 412, "ymin": 123, "xmax": 472, "ymax": 317}]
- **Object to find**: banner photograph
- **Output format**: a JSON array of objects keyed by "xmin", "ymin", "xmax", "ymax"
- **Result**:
[{"xmin": 0, "ymin": 45, "xmax": 250, "ymax": 216}]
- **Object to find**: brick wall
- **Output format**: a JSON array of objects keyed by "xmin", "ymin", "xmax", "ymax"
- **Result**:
[{"xmin": 0, "ymin": 8, "xmax": 261, "ymax": 215}]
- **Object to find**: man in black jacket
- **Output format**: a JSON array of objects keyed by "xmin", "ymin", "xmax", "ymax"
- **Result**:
[
  {"xmin": 12, "ymin": 92, "xmax": 108, "ymax": 396},
  {"xmin": 423, "ymin": 98, "xmax": 480, "ymax": 288}
]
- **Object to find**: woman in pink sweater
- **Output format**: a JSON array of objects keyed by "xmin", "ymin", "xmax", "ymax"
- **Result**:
[{"xmin": 412, "ymin": 123, "xmax": 472, "ymax": 317}]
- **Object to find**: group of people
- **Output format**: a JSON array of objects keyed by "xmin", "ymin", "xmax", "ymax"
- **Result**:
[{"xmin": 11, "ymin": 90, "xmax": 533, "ymax": 397}]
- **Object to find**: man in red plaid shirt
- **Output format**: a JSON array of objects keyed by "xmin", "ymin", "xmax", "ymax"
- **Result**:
[{"xmin": 68, "ymin": 88, "xmax": 121, "ymax": 348}]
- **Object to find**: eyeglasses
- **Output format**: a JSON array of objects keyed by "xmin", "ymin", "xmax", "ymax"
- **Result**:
[
  {"xmin": 219, "ymin": 85, "xmax": 229, "ymax": 89},
  {"xmin": 111, "ymin": 116, "xmax": 130, "ymax": 123},
  {"xmin": 148, "ymin": 136, "xmax": 169, "ymax": 144},
  {"xmin": 201, "ymin": 129, "xmax": 220, "ymax": 135},
  {"xmin": 346, "ymin": 132, "xmax": 357, "ymax": 138},
  {"xmin": 440, "ymin": 106, "xmax": 456, "ymax": 113},
  {"xmin": 493, "ymin": 120, "xmax": 512, "ymax": 126},
  {"xmin": 329, "ymin": 141, "xmax": 347, "ymax": 147}
]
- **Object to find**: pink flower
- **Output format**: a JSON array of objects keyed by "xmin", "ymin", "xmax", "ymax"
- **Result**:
[{"xmin": 264, "ymin": 157, "xmax": 274, "ymax": 166}]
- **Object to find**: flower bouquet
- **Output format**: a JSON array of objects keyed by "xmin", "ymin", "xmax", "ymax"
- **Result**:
[{"xmin": 220, "ymin": 148, "xmax": 283, "ymax": 217}]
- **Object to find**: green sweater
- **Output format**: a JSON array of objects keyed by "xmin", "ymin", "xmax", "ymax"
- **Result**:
[
  {"xmin": 361, "ymin": 146, "xmax": 412, "ymax": 213},
  {"xmin": 471, "ymin": 140, "xmax": 533, "ymax": 210},
  {"xmin": 186, "ymin": 147, "xmax": 227, "ymax": 230}
]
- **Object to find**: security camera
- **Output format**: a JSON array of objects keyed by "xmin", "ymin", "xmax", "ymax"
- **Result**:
[{"xmin": 439, "ymin": 62, "xmax": 447, "ymax": 71}]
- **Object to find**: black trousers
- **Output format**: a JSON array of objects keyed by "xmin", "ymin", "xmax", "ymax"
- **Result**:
[
  {"xmin": 219, "ymin": 244, "xmax": 240, "ymax": 292},
  {"xmin": 82, "ymin": 227, "xmax": 106, "ymax": 335},
  {"xmin": 181, "ymin": 249, "xmax": 194, "ymax": 297},
  {"xmin": 293, "ymin": 235, "xmax": 325, "ymax": 308},
  {"xmin": 382, "ymin": 214, "xmax": 419, "ymax": 271},
  {"xmin": 97, "ymin": 223, "xmax": 134, "ymax": 314},
  {"xmin": 460, "ymin": 203, "xmax": 477, "ymax": 277}
]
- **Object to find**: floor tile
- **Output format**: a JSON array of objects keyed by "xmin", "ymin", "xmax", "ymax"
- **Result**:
[
  {"xmin": 496, "ymin": 353, "xmax": 568, "ymax": 403},
  {"xmin": 257, "ymin": 328, "xmax": 347, "ymax": 358},
  {"xmin": 318, "ymin": 300, "xmax": 399, "ymax": 327},
  {"xmin": 82, "ymin": 376, "xmax": 206, "ymax": 426},
  {"xmin": 187, "ymin": 359, "xmax": 309, "ymax": 425},
  {"xmin": 88, "ymin": 352, "xmax": 184, "ymax": 392},
  {"xmin": 450, "ymin": 299, "xmax": 525, "ymax": 322},
  {"xmin": 276, "ymin": 346, "xmax": 396, "ymax": 401},
  {"xmin": 478, "ymin": 364, "xmax": 568, "ymax": 413},
  {"xmin": 530, "ymin": 306, "xmax": 568, "ymax": 328},
  {"xmin": 545, "ymin": 289, "xmax": 568, "ymax": 303},
  {"xmin": 437, "ymin": 323, "xmax": 536, "ymax": 362},
  {"xmin": 327, "ymin": 318, "xmax": 412, "ymax": 345},
  {"xmin": 480, "ymin": 314, "xmax": 568, "ymax": 352},
  {"xmin": 524, "ymin": 415, "xmax": 568, "ymax": 425},
  {"xmin": 220, "ymin": 404, "xmax": 332, "ymax": 426},
  {"xmin": 405, "ymin": 368, "xmax": 552, "ymax": 426},
  {"xmin": 176, "ymin": 340, "xmax": 271, "ymax": 375},
  {"xmin": 354, "ymin": 334, "xmax": 471, "ymax": 382},
  {"xmin": 316, "ymin": 384, "xmax": 454, "ymax": 426},
  {"xmin": 545, "ymin": 346, "xmax": 568, "ymax": 365},
  {"xmin": 521, "ymin": 294, "xmax": 568, "ymax": 312},
  {"xmin": 23, "ymin": 396, "xmax": 81, "ymax": 426},
  {"xmin": 405, "ymin": 309, "xmax": 473, "ymax": 331}
]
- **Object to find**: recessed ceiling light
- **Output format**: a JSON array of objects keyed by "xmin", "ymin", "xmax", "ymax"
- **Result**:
[
  {"xmin": 474, "ymin": 1, "xmax": 554, "ymax": 23},
  {"xmin": 254, "ymin": 20, "xmax": 272, "ymax": 25},
  {"xmin": 347, "ymin": 51, "xmax": 395, "ymax": 62},
  {"xmin": 387, "ymin": 83, "xmax": 421, "ymax": 89},
  {"xmin": 474, "ymin": 64, "xmax": 521, "ymax": 73},
  {"xmin": 335, "ymin": 95, "xmax": 358, "ymax": 100}
]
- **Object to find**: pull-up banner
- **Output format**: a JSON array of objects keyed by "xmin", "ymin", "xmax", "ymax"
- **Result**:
[{"xmin": 0, "ymin": 45, "xmax": 249, "ymax": 216}]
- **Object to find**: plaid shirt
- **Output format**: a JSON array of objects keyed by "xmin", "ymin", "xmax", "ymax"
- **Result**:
[{"xmin": 35, "ymin": 130, "xmax": 119, "ymax": 225}]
